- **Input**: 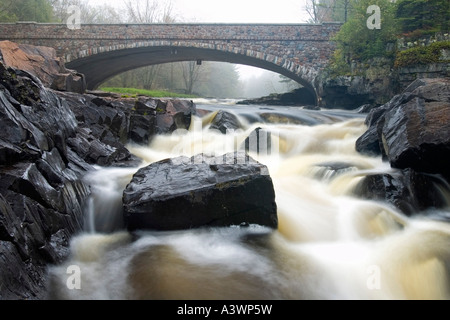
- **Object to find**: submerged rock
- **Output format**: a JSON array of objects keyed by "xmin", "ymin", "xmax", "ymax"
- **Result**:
[
  {"xmin": 354, "ymin": 169, "xmax": 448, "ymax": 215},
  {"xmin": 123, "ymin": 152, "xmax": 278, "ymax": 231}
]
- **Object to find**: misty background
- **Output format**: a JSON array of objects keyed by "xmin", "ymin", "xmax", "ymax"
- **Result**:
[
  {"xmin": 1, "ymin": 0, "xmax": 318, "ymax": 98},
  {"xmin": 54, "ymin": 0, "xmax": 305, "ymax": 98}
]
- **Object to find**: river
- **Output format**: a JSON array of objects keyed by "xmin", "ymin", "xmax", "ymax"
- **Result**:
[{"xmin": 47, "ymin": 100, "xmax": 450, "ymax": 300}]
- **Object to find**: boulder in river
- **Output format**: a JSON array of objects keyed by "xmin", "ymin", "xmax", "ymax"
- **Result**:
[
  {"xmin": 353, "ymin": 169, "xmax": 448, "ymax": 215},
  {"xmin": 355, "ymin": 78, "xmax": 450, "ymax": 218},
  {"xmin": 356, "ymin": 78, "xmax": 450, "ymax": 181},
  {"xmin": 123, "ymin": 152, "xmax": 278, "ymax": 231},
  {"xmin": 209, "ymin": 110, "xmax": 243, "ymax": 134}
]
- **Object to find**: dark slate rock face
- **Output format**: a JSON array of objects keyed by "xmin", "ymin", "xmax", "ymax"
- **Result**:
[
  {"xmin": 0, "ymin": 62, "xmax": 90, "ymax": 299},
  {"xmin": 382, "ymin": 98, "xmax": 450, "ymax": 177},
  {"xmin": 356, "ymin": 78, "xmax": 450, "ymax": 180},
  {"xmin": 355, "ymin": 78, "xmax": 450, "ymax": 217},
  {"xmin": 123, "ymin": 152, "xmax": 278, "ymax": 232},
  {"xmin": 0, "ymin": 42, "xmax": 198, "ymax": 299}
]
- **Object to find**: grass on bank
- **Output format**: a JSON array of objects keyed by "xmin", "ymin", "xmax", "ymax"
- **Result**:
[{"xmin": 100, "ymin": 87, "xmax": 199, "ymax": 99}]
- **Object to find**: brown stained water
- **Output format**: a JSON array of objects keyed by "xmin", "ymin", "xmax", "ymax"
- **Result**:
[{"xmin": 47, "ymin": 104, "xmax": 450, "ymax": 300}]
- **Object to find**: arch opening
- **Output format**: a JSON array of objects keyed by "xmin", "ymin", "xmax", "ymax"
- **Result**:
[{"xmin": 66, "ymin": 46, "xmax": 318, "ymax": 104}]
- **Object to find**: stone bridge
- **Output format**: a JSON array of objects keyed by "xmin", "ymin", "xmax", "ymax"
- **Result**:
[{"xmin": 0, "ymin": 22, "xmax": 341, "ymax": 102}]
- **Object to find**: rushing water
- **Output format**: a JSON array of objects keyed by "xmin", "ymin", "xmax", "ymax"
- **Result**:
[{"xmin": 47, "ymin": 101, "xmax": 450, "ymax": 300}]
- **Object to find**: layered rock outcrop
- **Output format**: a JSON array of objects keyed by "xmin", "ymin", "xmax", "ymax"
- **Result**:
[
  {"xmin": 0, "ymin": 40, "xmax": 86, "ymax": 94},
  {"xmin": 0, "ymin": 43, "xmax": 197, "ymax": 299}
]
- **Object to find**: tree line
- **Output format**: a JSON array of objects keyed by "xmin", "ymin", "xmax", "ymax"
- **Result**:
[{"xmin": 304, "ymin": 0, "xmax": 450, "ymax": 75}]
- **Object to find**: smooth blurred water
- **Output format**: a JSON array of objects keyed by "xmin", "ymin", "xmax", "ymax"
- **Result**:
[{"xmin": 47, "ymin": 103, "xmax": 450, "ymax": 300}]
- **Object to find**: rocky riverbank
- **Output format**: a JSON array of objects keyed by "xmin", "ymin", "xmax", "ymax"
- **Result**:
[
  {"xmin": 237, "ymin": 87, "xmax": 317, "ymax": 108},
  {"xmin": 353, "ymin": 78, "xmax": 450, "ymax": 217},
  {"xmin": 0, "ymin": 43, "xmax": 196, "ymax": 299}
]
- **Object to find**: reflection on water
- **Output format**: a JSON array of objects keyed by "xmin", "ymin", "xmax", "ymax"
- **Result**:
[{"xmin": 47, "ymin": 104, "xmax": 450, "ymax": 300}]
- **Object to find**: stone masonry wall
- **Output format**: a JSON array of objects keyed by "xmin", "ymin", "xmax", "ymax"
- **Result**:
[{"xmin": 0, "ymin": 23, "xmax": 341, "ymax": 92}]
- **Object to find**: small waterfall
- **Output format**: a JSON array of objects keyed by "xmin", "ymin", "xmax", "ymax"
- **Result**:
[{"xmin": 48, "ymin": 104, "xmax": 450, "ymax": 300}]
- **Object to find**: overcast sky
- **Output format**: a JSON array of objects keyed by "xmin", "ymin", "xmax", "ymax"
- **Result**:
[
  {"xmin": 170, "ymin": 0, "xmax": 308, "ymax": 23},
  {"xmin": 96, "ymin": 0, "xmax": 310, "ymax": 24}
]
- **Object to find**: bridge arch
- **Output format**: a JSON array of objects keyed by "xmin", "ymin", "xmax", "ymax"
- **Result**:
[
  {"xmin": 0, "ymin": 23, "xmax": 342, "ymax": 104},
  {"xmin": 66, "ymin": 42, "xmax": 319, "ymax": 100}
]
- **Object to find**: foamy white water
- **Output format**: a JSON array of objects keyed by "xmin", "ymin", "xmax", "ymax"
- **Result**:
[{"xmin": 47, "ymin": 104, "xmax": 450, "ymax": 300}]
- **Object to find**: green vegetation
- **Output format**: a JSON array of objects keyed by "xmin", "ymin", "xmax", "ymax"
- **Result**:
[
  {"xmin": 327, "ymin": 0, "xmax": 450, "ymax": 76},
  {"xmin": 100, "ymin": 87, "xmax": 199, "ymax": 99},
  {"xmin": 395, "ymin": 41, "xmax": 450, "ymax": 68},
  {"xmin": 330, "ymin": 0, "xmax": 398, "ymax": 74},
  {"xmin": 0, "ymin": 0, "xmax": 54, "ymax": 22},
  {"xmin": 396, "ymin": 0, "xmax": 449, "ymax": 38}
]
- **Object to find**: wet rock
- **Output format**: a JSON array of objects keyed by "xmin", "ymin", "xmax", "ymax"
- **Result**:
[
  {"xmin": 356, "ymin": 78, "xmax": 450, "ymax": 181},
  {"xmin": 238, "ymin": 87, "xmax": 316, "ymax": 106},
  {"xmin": 313, "ymin": 162, "xmax": 360, "ymax": 181},
  {"xmin": 67, "ymin": 127, "xmax": 122, "ymax": 166},
  {"xmin": 67, "ymin": 93, "xmax": 195, "ymax": 146},
  {"xmin": 382, "ymin": 100, "xmax": 450, "ymax": 177},
  {"xmin": 0, "ymin": 59, "xmax": 91, "ymax": 299},
  {"xmin": 354, "ymin": 169, "xmax": 448, "ymax": 215},
  {"xmin": 209, "ymin": 110, "xmax": 243, "ymax": 134},
  {"xmin": 123, "ymin": 152, "xmax": 278, "ymax": 232},
  {"xmin": 319, "ymin": 76, "xmax": 373, "ymax": 110},
  {"xmin": 0, "ymin": 240, "xmax": 46, "ymax": 300},
  {"xmin": 357, "ymin": 104, "xmax": 373, "ymax": 113},
  {"xmin": 155, "ymin": 99, "xmax": 196, "ymax": 134},
  {"xmin": 0, "ymin": 40, "xmax": 86, "ymax": 94}
]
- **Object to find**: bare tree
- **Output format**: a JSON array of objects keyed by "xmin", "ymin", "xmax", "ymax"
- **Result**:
[
  {"xmin": 304, "ymin": 0, "xmax": 325, "ymax": 24},
  {"xmin": 52, "ymin": 0, "xmax": 122, "ymax": 24},
  {"xmin": 181, "ymin": 61, "xmax": 203, "ymax": 95},
  {"xmin": 124, "ymin": 0, "xmax": 174, "ymax": 23},
  {"xmin": 304, "ymin": 0, "xmax": 351, "ymax": 23},
  {"xmin": 121, "ymin": 0, "xmax": 176, "ymax": 90}
]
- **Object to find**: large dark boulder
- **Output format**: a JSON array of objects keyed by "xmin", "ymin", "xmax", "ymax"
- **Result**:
[
  {"xmin": 355, "ymin": 78, "xmax": 450, "ymax": 217},
  {"xmin": 356, "ymin": 78, "xmax": 450, "ymax": 180},
  {"xmin": 123, "ymin": 152, "xmax": 278, "ymax": 232},
  {"xmin": 382, "ymin": 99, "xmax": 450, "ymax": 177}
]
